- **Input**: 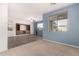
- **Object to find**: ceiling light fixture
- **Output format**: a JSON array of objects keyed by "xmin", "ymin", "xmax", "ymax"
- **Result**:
[{"xmin": 50, "ymin": 3, "xmax": 56, "ymax": 6}]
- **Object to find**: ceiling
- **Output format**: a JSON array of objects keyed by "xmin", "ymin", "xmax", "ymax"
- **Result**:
[{"xmin": 8, "ymin": 3, "xmax": 74, "ymax": 21}]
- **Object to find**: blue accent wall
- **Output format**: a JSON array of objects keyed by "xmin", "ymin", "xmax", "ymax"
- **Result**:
[{"xmin": 43, "ymin": 4, "xmax": 79, "ymax": 46}]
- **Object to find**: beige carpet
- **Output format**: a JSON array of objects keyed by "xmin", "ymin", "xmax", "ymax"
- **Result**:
[{"xmin": 0, "ymin": 39, "xmax": 79, "ymax": 56}]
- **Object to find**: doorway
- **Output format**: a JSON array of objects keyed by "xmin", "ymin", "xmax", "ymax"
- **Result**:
[{"xmin": 36, "ymin": 22, "xmax": 43, "ymax": 37}]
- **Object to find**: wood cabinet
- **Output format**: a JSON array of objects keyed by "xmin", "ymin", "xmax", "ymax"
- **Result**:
[{"xmin": 16, "ymin": 23, "xmax": 30, "ymax": 35}]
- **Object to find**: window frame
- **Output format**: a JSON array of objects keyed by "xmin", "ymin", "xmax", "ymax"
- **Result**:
[{"xmin": 49, "ymin": 11, "xmax": 68, "ymax": 32}]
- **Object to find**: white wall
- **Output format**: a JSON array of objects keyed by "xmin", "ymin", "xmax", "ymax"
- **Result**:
[
  {"xmin": 8, "ymin": 3, "xmax": 43, "ymax": 37},
  {"xmin": 0, "ymin": 4, "xmax": 8, "ymax": 52}
]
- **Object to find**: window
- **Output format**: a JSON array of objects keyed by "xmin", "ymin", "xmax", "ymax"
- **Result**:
[
  {"xmin": 20, "ymin": 25, "xmax": 26, "ymax": 31},
  {"xmin": 37, "ymin": 23, "xmax": 43, "ymax": 30},
  {"xmin": 49, "ymin": 12, "xmax": 68, "ymax": 32}
]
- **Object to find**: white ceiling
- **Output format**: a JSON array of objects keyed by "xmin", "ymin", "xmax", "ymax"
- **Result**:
[{"xmin": 8, "ymin": 3, "xmax": 74, "ymax": 21}]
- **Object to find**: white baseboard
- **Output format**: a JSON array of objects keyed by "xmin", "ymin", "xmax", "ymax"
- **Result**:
[{"xmin": 43, "ymin": 39, "xmax": 79, "ymax": 49}]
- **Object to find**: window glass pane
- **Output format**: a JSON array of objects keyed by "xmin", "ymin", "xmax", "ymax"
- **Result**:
[
  {"xmin": 20, "ymin": 25, "xmax": 26, "ymax": 30},
  {"xmin": 49, "ymin": 11, "xmax": 68, "ymax": 32},
  {"xmin": 37, "ymin": 23, "xmax": 43, "ymax": 30},
  {"xmin": 52, "ymin": 21, "xmax": 58, "ymax": 31},
  {"xmin": 58, "ymin": 19, "xmax": 67, "ymax": 32},
  {"xmin": 58, "ymin": 19, "xmax": 67, "ymax": 26}
]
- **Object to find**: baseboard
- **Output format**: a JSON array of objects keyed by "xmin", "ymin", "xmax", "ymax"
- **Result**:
[{"xmin": 43, "ymin": 39, "xmax": 79, "ymax": 49}]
